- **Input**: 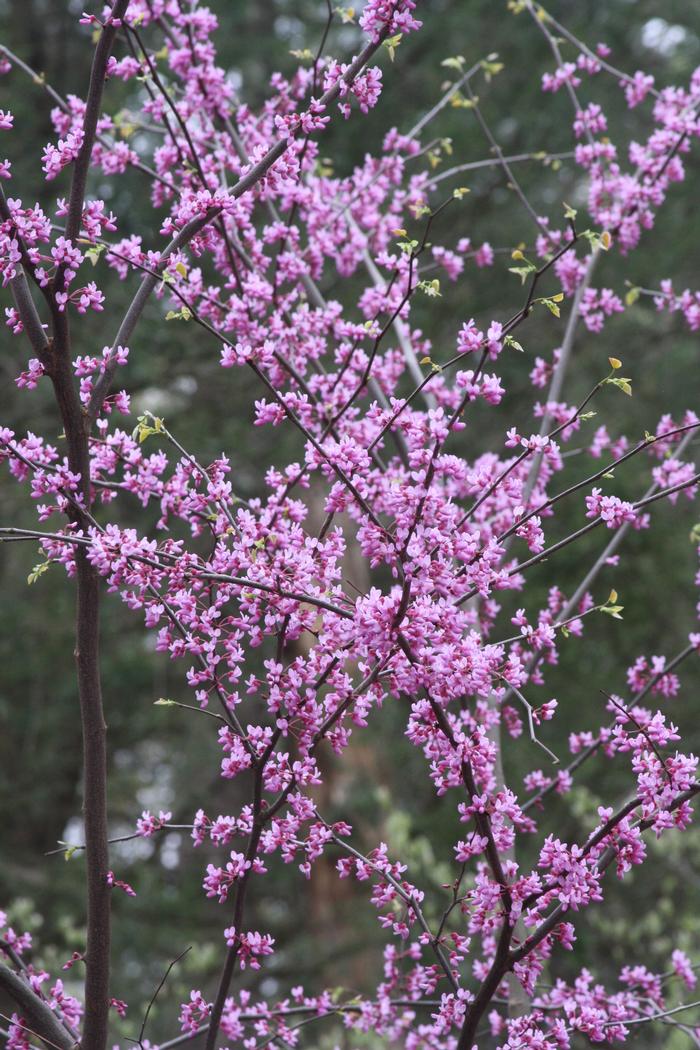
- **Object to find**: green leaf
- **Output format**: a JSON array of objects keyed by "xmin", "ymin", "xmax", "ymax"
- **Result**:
[
  {"xmin": 441, "ymin": 56, "xmax": 465, "ymax": 72},
  {"xmin": 84, "ymin": 243, "xmax": 105, "ymax": 266},
  {"xmin": 581, "ymin": 228, "xmax": 612, "ymax": 252},
  {"xmin": 315, "ymin": 157, "xmax": 334, "ymax": 178},
  {"xmin": 165, "ymin": 306, "xmax": 191, "ymax": 321},
  {"xmin": 536, "ymin": 296, "xmax": 561, "ymax": 318},
  {"xmin": 384, "ymin": 33, "xmax": 402, "ymax": 61},
  {"xmin": 418, "ymin": 279, "xmax": 442, "ymax": 298},
  {"xmin": 603, "ymin": 376, "xmax": 633, "ymax": 396},
  {"xmin": 508, "ymin": 264, "xmax": 536, "ymax": 285},
  {"xmin": 334, "ymin": 5, "xmax": 355, "ymax": 22},
  {"xmin": 28, "ymin": 561, "xmax": 50, "ymax": 586},
  {"xmin": 504, "ymin": 335, "xmax": 524, "ymax": 353},
  {"xmin": 449, "ymin": 91, "xmax": 476, "ymax": 109},
  {"xmin": 133, "ymin": 413, "xmax": 165, "ymax": 444},
  {"xmin": 480, "ymin": 57, "xmax": 504, "ymax": 81}
]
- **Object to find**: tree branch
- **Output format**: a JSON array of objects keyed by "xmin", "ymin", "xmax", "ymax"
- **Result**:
[{"xmin": 0, "ymin": 963, "xmax": 76, "ymax": 1050}]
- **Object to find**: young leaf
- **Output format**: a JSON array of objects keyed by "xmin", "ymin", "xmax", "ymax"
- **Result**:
[
  {"xmin": 165, "ymin": 306, "xmax": 191, "ymax": 321},
  {"xmin": 537, "ymin": 297, "xmax": 561, "ymax": 318},
  {"xmin": 603, "ymin": 376, "xmax": 633, "ymax": 396},
  {"xmin": 441, "ymin": 56, "xmax": 465, "ymax": 72},
  {"xmin": 28, "ymin": 561, "xmax": 50, "ymax": 586},
  {"xmin": 418, "ymin": 279, "xmax": 442, "ymax": 297},
  {"xmin": 384, "ymin": 33, "xmax": 402, "ymax": 61},
  {"xmin": 508, "ymin": 261, "xmax": 536, "ymax": 284},
  {"xmin": 85, "ymin": 243, "xmax": 105, "ymax": 266}
]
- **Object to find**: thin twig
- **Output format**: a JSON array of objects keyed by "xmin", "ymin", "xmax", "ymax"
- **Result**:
[{"xmin": 136, "ymin": 947, "xmax": 191, "ymax": 1047}]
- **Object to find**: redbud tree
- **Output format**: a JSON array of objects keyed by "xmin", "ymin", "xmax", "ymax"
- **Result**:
[{"xmin": 1, "ymin": 1, "xmax": 700, "ymax": 1048}]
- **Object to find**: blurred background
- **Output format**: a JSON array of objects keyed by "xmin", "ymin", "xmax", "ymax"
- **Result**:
[{"xmin": 0, "ymin": 0, "xmax": 699, "ymax": 1045}]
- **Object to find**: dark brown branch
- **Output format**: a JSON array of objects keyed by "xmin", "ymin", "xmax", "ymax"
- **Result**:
[
  {"xmin": 203, "ymin": 776, "xmax": 264, "ymax": 1050},
  {"xmin": 62, "ymin": 1, "xmax": 130, "ymax": 252},
  {"xmin": 0, "ymin": 963, "xmax": 76, "ymax": 1050},
  {"xmin": 33, "ymin": 8, "xmax": 132, "ymax": 1049},
  {"xmin": 4, "ymin": 265, "xmax": 48, "ymax": 356},
  {"xmin": 138, "ymin": 947, "xmax": 191, "ymax": 1047}
]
